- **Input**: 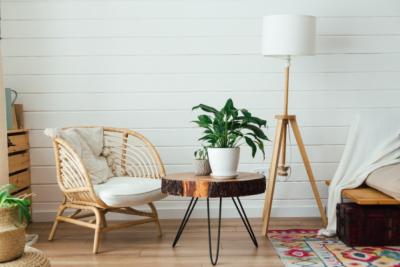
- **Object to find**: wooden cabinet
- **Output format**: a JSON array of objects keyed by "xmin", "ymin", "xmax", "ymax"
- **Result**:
[
  {"xmin": 337, "ymin": 203, "xmax": 400, "ymax": 246},
  {"xmin": 7, "ymin": 129, "xmax": 31, "ymax": 196}
]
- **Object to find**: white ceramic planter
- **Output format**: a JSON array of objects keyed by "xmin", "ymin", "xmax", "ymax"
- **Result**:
[{"xmin": 208, "ymin": 147, "xmax": 240, "ymax": 179}]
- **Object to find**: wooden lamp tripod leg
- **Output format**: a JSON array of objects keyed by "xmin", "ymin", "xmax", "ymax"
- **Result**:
[
  {"xmin": 262, "ymin": 118, "xmax": 285, "ymax": 236},
  {"xmin": 289, "ymin": 118, "xmax": 328, "ymax": 226},
  {"xmin": 262, "ymin": 116, "xmax": 327, "ymax": 236}
]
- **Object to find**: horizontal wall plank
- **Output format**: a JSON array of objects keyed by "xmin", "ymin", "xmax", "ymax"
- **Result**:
[
  {"xmin": 4, "ymin": 36, "xmax": 400, "ymax": 56},
  {"xmin": 319, "ymin": 17, "xmax": 400, "ymax": 36},
  {"xmin": 31, "ymin": 181, "xmax": 328, "ymax": 203},
  {"xmin": 23, "ymin": 108, "xmax": 394, "ymax": 129},
  {"xmin": 31, "ymin": 163, "xmax": 338, "ymax": 185},
  {"xmin": 6, "ymin": 72, "xmax": 400, "ymax": 93},
  {"xmin": 28, "ymin": 126, "xmax": 349, "ymax": 148},
  {"xmin": 31, "ymin": 198, "xmax": 329, "ymax": 221},
  {"xmin": 17, "ymin": 91, "xmax": 400, "ymax": 111},
  {"xmin": 4, "ymin": 54, "xmax": 400, "ymax": 75},
  {"xmin": 3, "ymin": 0, "xmax": 400, "ymax": 19},
  {"xmin": 1, "ymin": 19, "xmax": 261, "ymax": 38},
  {"xmin": 3, "ymin": 17, "xmax": 400, "ymax": 38},
  {"xmin": 29, "ymin": 145, "xmax": 344, "ymax": 166}
]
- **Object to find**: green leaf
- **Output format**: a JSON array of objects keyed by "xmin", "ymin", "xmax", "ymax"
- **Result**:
[
  {"xmin": 198, "ymin": 115, "xmax": 212, "ymax": 125},
  {"xmin": 0, "ymin": 191, "xmax": 8, "ymax": 205},
  {"xmin": 18, "ymin": 205, "xmax": 31, "ymax": 223},
  {"xmin": 194, "ymin": 147, "xmax": 208, "ymax": 160},
  {"xmin": 253, "ymin": 137, "xmax": 266, "ymax": 159},
  {"xmin": 241, "ymin": 109, "xmax": 252, "ymax": 118},
  {"xmin": 192, "ymin": 104, "xmax": 219, "ymax": 114},
  {"xmin": 250, "ymin": 116, "xmax": 267, "ymax": 128},
  {"xmin": 204, "ymin": 129, "xmax": 213, "ymax": 134},
  {"xmin": 245, "ymin": 137, "xmax": 257, "ymax": 158},
  {"xmin": 244, "ymin": 124, "xmax": 268, "ymax": 140},
  {"xmin": 222, "ymin": 98, "xmax": 234, "ymax": 114},
  {"xmin": 238, "ymin": 115, "xmax": 266, "ymax": 128},
  {"xmin": 199, "ymin": 134, "xmax": 216, "ymax": 141},
  {"xmin": 192, "ymin": 120, "xmax": 211, "ymax": 129}
]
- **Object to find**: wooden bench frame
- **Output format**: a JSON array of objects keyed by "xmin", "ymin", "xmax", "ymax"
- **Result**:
[{"xmin": 325, "ymin": 180, "xmax": 400, "ymax": 205}]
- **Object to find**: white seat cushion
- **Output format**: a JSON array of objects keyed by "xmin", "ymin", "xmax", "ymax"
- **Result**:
[{"xmin": 94, "ymin": 176, "xmax": 165, "ymax": 207}]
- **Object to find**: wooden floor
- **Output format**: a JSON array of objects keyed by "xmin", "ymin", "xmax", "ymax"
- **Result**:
[{"xmin": 28, "ymin": 218, "xmax": 322, "ymax": 267}]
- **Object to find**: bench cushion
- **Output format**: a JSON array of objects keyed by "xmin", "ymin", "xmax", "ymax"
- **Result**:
[
  {"xmin": 94, "ymin": 176, "xmax": 165, "ymax": 207},
  {"xmin": 366, "ymin": 163, "xmax": 400, "ymax": 201}
]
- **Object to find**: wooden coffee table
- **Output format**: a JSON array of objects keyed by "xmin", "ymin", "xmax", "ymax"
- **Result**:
[{"xmin": 161, "ymin": 172, "xmax": 266, "ymax": 265}]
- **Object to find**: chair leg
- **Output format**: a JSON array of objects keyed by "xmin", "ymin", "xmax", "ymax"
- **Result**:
[
  {"xmin": 148, "ymin": 203, "xmax": 162, "ymax": 237},
  {"xmin": 48, "ymin": 204, "xmax": 67, "ymax": 241},
  {"xmin": 100, "ymin": 210, "xmax": 108, "ymax": 228},
  {"xmin": 93, "ymin": 208, "xmax": 103, "ymax": 254}
]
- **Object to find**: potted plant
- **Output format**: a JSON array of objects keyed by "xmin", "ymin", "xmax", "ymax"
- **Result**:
[
  {"xmin": 0, "ymin": 184, "xmax": 31, "ymax": 262},
  {"xmin": 192, "ymin": 98, "xmax": 269, "ymax": 179},
  {"xmin": 193, "ymin": 147, "xmax": 211, "ymax": 176}
]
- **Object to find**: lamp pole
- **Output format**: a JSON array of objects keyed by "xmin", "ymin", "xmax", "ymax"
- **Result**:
[
  {"xmin": 283, "ymin": 56, "xmax": 291, "ymax": 116},
  {"xmin": 278, "ymin": 57, "xmax": 291, "ymax": 176}
]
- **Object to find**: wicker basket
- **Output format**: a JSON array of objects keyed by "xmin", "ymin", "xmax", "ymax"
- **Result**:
[
  {"xmin": 0, "ymin": 207, "xmax": 26, "ymax": 263},
  {"xmin": 1, "ymin": 246, "xmax": 50, "ymax": 267}
]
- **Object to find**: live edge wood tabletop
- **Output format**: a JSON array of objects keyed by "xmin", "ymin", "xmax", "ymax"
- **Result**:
[{"xmin": 161, "ymin": 172, "xmax": 266, "ymax": 198}]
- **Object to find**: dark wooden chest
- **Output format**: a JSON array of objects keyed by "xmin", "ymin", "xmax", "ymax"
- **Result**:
[{"xmin": 336, "ymin": 203, "xmax": 400, "ymax": 246}]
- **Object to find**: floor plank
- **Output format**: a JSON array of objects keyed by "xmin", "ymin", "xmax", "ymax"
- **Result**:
[{"xmin": 28, "ymin": 217, "xmax": 322, "ymax": 267}]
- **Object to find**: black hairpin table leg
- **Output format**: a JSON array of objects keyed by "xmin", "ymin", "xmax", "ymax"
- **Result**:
[
  {"xmin": 172, "ymin": 197, "xmax": 198, "ymax": 247},
  {"xmin": 207, "ymin": 197, "xmax": 222, "ymax": 266},
  {"xmin": 232, "ymin": 197, "xmax": 258, "ymax": 247}
]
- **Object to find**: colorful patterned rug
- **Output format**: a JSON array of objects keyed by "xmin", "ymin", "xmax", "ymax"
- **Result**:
[{"xmin": 268, "ymin": 229, "xmax": 400, "ymax": 267}]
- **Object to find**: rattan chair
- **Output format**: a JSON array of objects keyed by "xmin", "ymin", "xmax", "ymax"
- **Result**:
[{"xmin": 47, "ymin": 127, "xmax": 166, "ymax": 253}]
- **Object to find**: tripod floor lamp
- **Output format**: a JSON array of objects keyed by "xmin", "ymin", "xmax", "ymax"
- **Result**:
[{"xmin": 261, "ymin": 15, "xmax": 327, "ymax": 235}]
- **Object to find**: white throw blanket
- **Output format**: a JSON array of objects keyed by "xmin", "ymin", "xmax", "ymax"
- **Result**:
[
  {"xmin": 44, "ymin": 127, "xmax": 113, "ymax": 184},
  {"xmin": 319, "ymin": 110, "xmax": 400, "ymax": 236}
]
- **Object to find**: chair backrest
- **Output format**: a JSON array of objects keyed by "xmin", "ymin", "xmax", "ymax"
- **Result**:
[
  {"xmin": 57, "ymin": 126, "xmax": 166, "ymax": 178},
  {"xmin": 52, "ymin": 137, "xmax": 105, "ymax": 207},
  {"xmin": 101, "ymin": 127, "xmax": 166, "ymax": 178}
]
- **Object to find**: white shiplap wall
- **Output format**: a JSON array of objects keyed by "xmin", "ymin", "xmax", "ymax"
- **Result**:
[{"xmin": 2, "ymin": 0, "xmax": 400, "ymax": 221}]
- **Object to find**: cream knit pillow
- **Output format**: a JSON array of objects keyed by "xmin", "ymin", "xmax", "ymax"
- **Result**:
[
  {"xmin": 45, "ymin": 127, "xmax": 113, "ymax": 185},
  {"xmin": 366, "ymin": 163, "xmax": 400, "ymax": 200}
]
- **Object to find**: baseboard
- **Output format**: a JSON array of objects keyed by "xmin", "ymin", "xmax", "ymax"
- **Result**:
[{"xmin": 32, "ymin": 201, "xmax": 323, "ymax": 222}]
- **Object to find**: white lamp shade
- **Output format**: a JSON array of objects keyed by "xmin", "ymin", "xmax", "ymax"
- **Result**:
[{"xmin": 262, "ymin": 15, "xmax": 316, "ymax": 56}]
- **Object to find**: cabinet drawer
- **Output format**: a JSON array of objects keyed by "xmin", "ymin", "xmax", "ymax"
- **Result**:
[
  {"xmin": 9, "ymin": 152, "xmax": 30, "ymax": 174},
  {"xmin": 8, "ymin": 132, "xmax": 29, "ymax": 154},
  {"xmin": 9, "ymin": 170, "xmax": 31, "ymax": 193}
]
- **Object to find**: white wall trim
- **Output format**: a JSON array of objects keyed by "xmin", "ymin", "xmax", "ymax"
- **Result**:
[{"xmin": 32, "ymin": 203, "xmax": 322, "ymax": 222}]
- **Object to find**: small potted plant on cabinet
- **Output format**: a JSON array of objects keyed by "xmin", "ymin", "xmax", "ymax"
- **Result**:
[
  {"xmin": 0, "ymin": 184, "xmax": 31, "ymax": 262},
  {"xmin": 193, "ymin": 147, "xmax": 211, "ymax": 176},
  {"xmin": 192, "ymin": 98, "xmax": 269, "ymax": 179}
]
